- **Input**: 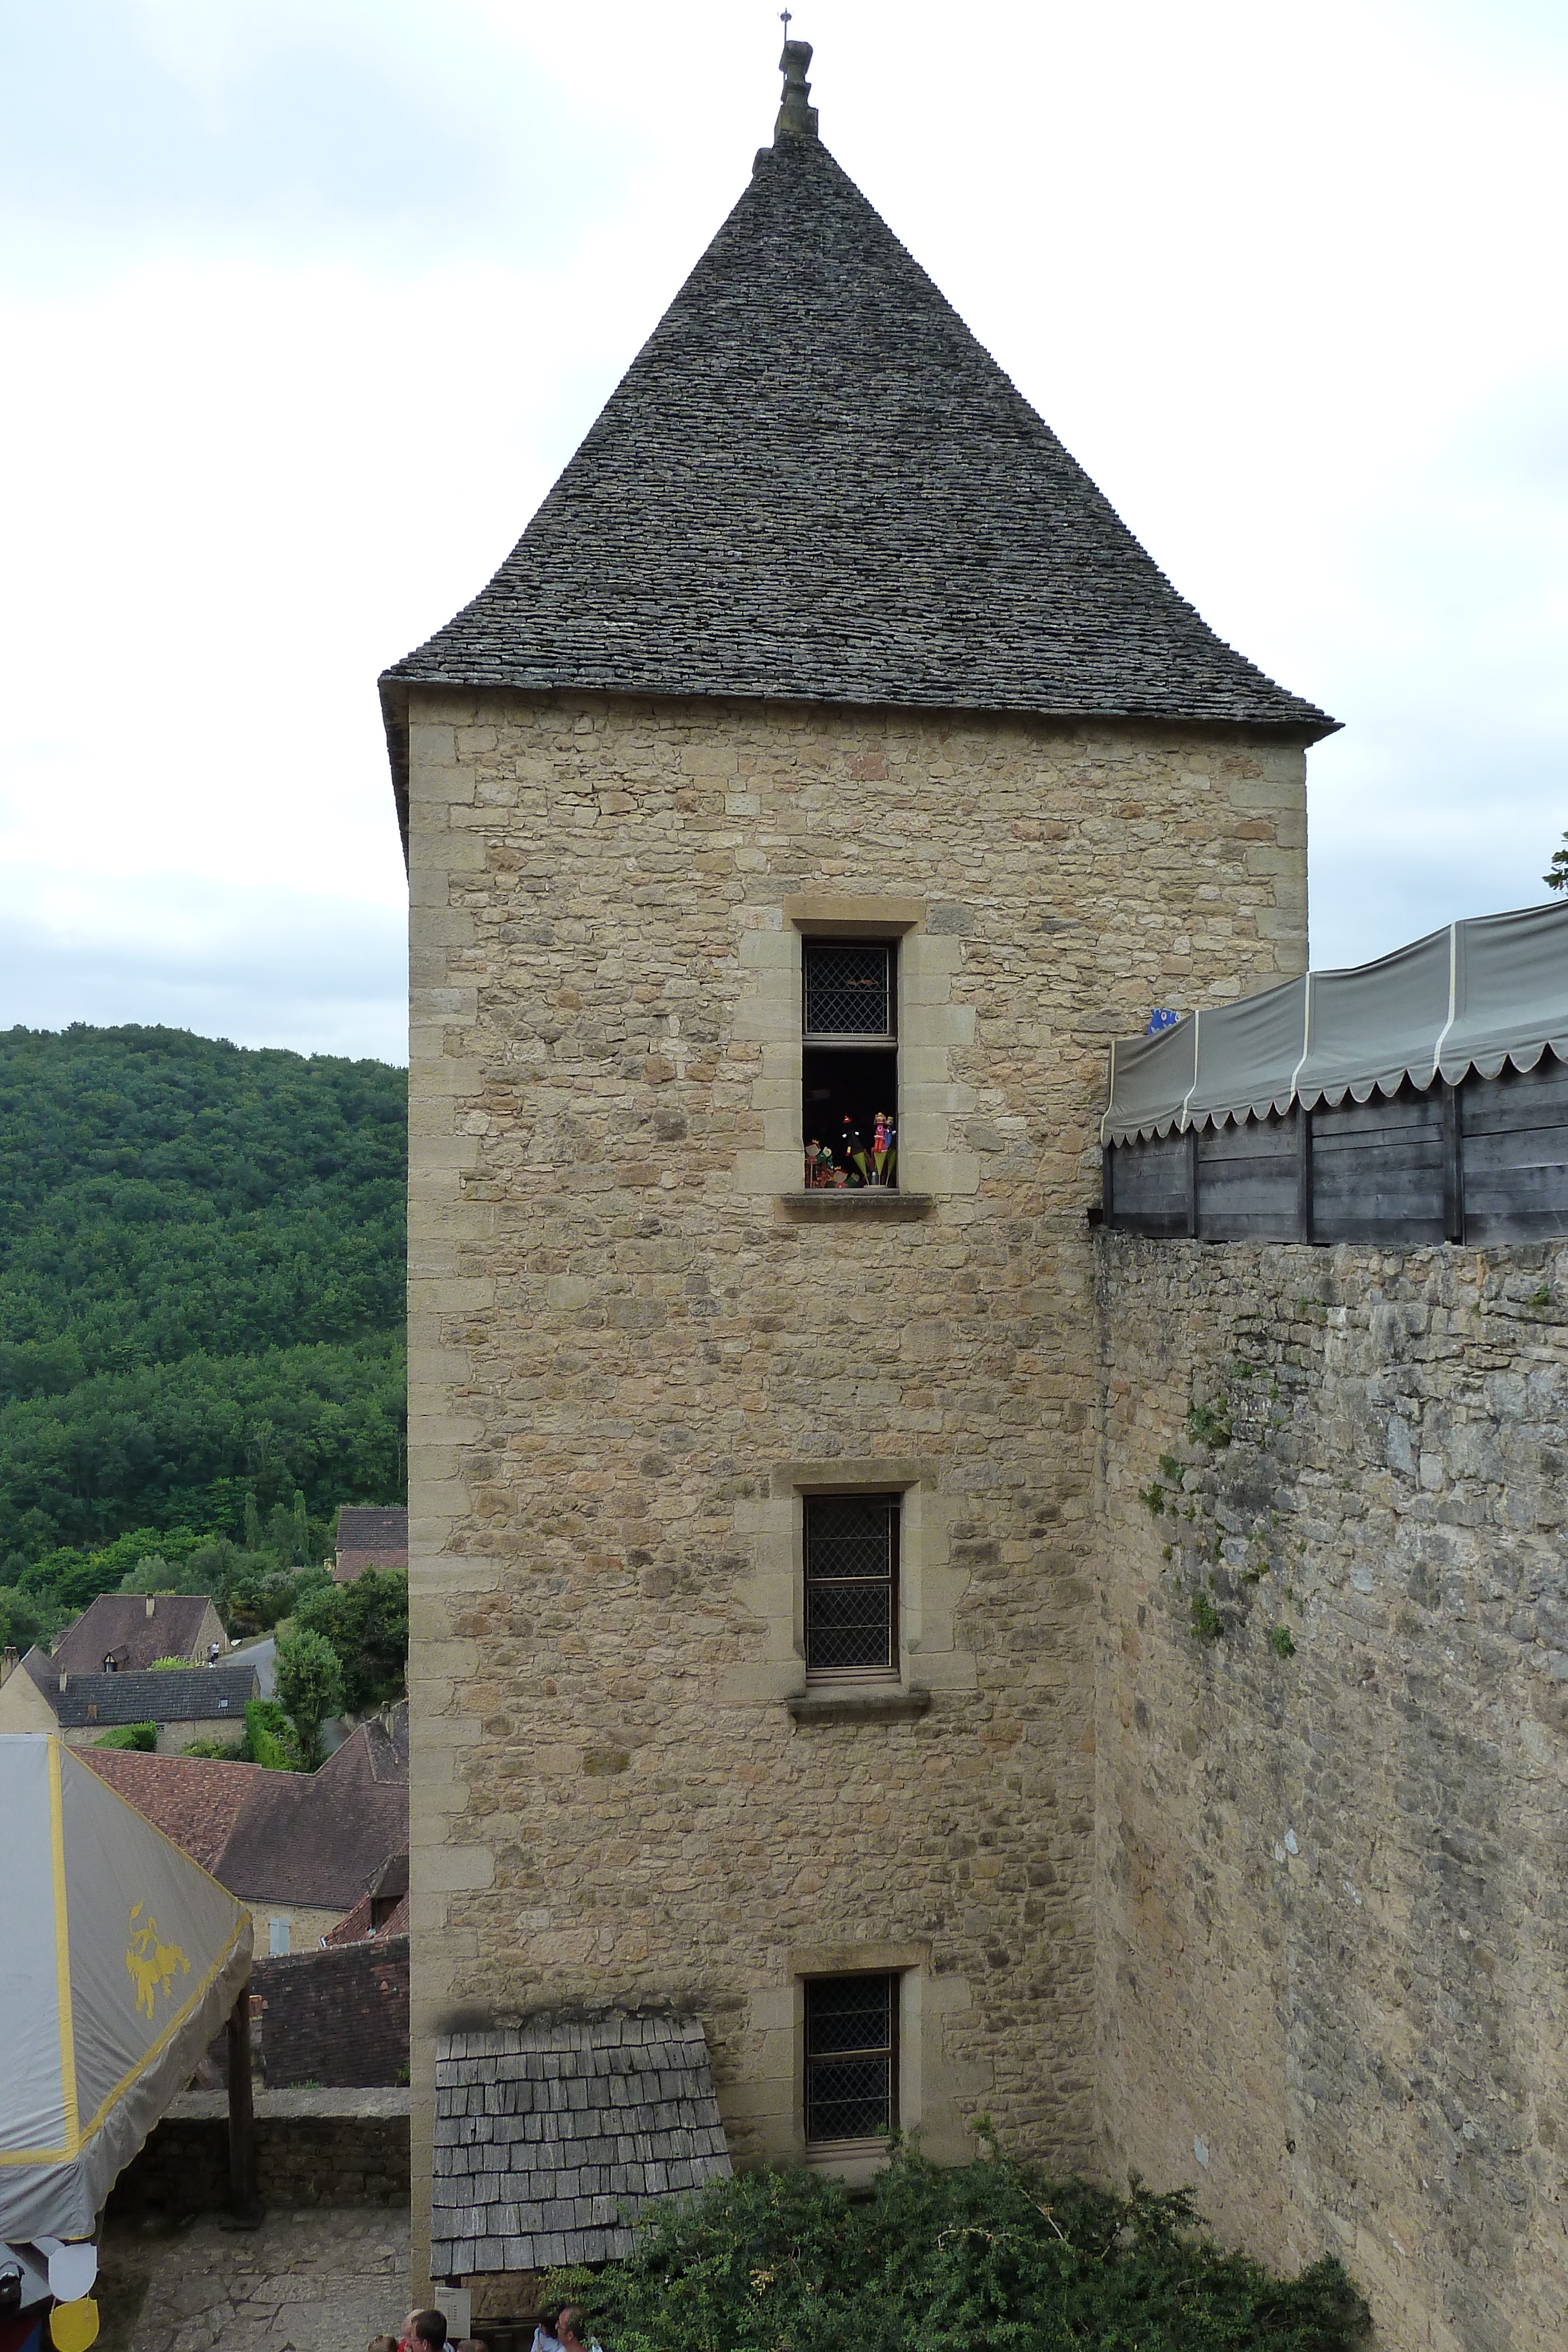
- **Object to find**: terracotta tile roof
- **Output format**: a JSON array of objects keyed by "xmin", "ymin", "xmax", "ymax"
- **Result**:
[
  {"xmin": 433, "ymin": 2015, "xmax": 732, "ymax": 2274},
  {"xmin": 334, "ymin": 1508, "xmax": 407, "ymax": 1582},
  {"xmin": 79, "ymin": 1750, "xmax": 257, "ymax": 1875},
  {"xmin": 322, "ymin": 1871, "xmax": 410, "ymax": 1947},
  {"xmin": 320, "ymin": 1703, "xmax": 410, "ymax": 1792},
  {"xmin": 213, "ymin": 1770, "xmax": 409, "ymax": 1912},
  {"xmin": 78, "ymin": 1742, "xmax": 408, "ymax": 1912},
  {"xmin": 52, "ymin": 1593, "xmax": 223, "ymax": 1676},
  {"xmin": 382, "ymin": 64, "xmax": 1334, "ymax": 847}
]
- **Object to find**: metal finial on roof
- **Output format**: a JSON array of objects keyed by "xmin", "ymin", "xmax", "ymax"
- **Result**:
[{"xmin": 775, "ymin": 31, "xmax": 818, "ymax": 142}]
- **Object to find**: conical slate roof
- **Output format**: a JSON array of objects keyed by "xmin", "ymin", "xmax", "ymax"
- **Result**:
[{"xmin": 382, "ymin": 52, "xmax": 1334, "ymax": 820}]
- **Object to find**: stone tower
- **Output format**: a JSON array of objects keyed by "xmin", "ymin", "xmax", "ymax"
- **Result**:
[{"xmin": 384, "ymin": 41, "xmax": 1334, "ymax": 2303}]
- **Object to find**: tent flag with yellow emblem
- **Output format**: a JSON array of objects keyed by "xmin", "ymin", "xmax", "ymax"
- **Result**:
[{"xmin": 0, "ymin": 1735, "xmax": 253, "ymax": 2240}]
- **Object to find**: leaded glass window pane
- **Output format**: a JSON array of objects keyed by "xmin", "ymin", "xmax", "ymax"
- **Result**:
[
  {"xmin": 805, "ymin": 1494, "xmax": 897, "ymax": 1673},
  {"xmin": 805, "ymin": 1974, "xmax": 897, "ymax": 2143},
  {"xmin": 804, "ymin": 943, "xmax": 894, "ymax": 1037}
]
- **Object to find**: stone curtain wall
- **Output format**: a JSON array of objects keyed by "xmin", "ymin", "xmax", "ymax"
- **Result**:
[
  {"xmin": 251, "ymin": 1935, "xmax": 410, "ymax": 2088},
  {"xmin": 406, "ymin": 686, "xmax": 1306, "ymax": 2294},
  {"xmin": 109, "ymin": 2107, "xmax": 411, "ymax": 2217},
  {"xmin": 1095, "ymin": 1233, "xmax": 1567, "ymax": 2352}
]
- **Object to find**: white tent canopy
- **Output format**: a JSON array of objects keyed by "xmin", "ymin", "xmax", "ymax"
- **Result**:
[
  {"xmin": 0, "ymin": 1736, "xmax": 252, "ymax": 2241},
  {"xmin": 1102, "ymin": 900, "xmax": 1568, "ymax": 1145}
]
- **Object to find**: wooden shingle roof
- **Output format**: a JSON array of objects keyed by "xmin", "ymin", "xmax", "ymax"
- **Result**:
[
  {"xmin": 382, "ymin": 49, "xmax": 1333, "ymax": 844},
  {"xmin": 432, "ymin": 2015, "xmax": 732, "ymax": 2274}
]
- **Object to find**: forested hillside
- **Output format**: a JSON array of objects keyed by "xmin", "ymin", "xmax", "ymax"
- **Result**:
[{"xmin": 0, "ymin": 1025, "xmax": 407, "ymax": 1569}]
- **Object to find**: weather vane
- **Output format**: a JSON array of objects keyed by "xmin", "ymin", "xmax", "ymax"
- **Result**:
[{"xmin": 780, "ymin": 9, "xmax": 792, "ymax": 38}]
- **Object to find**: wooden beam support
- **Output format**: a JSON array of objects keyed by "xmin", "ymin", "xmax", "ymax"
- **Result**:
[
  {"xmin": 1442, "ymin": 1081, "xmax": 1465, "ymax": 1242},
  {"xmin": 1185, "ymin": 1125, "xmax": 1199, "ymax": 1240},
  {"xmin": 1102, "ymin": 1140, "xmax": 1115, "ymax": 1228},
  {"xmin": 1296, "ymin": 1107, "xmax": 1314, "ymax": 1244},
  {"xmin": 226, "ymin": 1980, "xmax": 261, "ymax": 2225}
]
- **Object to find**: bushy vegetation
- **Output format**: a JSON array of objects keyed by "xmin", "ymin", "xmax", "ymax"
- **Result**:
[
  {"xmin": 292, "ymin": 1566, "xmax": 409, "ymax": 1713},
  {"xmin": 543, "ymin": 2146, "xmax": 1370, "ymax": 2352},
  {"xmin": 0, "ymin": 1023, "xmax": 406, "ymax": 1563},
  {"xmin": 94, "ymin": 1722, "xmax": 157, "ymax": 1752}
]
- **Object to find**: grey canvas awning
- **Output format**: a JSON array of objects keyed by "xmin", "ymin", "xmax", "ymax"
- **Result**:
[
  {"xmin": 1102, "ymin": 900, "xmax": 1568, "ymax": 1144},
  {"xmin": 432, "ymin": 2013, "xmax": 732, "ymax": 2275}
]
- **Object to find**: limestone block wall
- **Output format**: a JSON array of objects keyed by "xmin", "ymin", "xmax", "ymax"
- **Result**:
[
  {"xmin": 1095, "ymin": 1232, "xmax": 1567, "ymax": 2352},
  {"xmin": 405, "ymin": 684, "xmax": 1307, "ymax": 2294}
]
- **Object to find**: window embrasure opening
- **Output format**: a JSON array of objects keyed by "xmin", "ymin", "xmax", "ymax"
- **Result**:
[
  {"xmin": 804, "ymin": 1973, "xmax": 898, "ymax": 2144},
  {"xmin": 802, "ymin": 941, "xmax": 898, "ymax": 1190},
  {"xmin": 804, "ymin": 1492, "xmax": 899, "ymax": 1682}
]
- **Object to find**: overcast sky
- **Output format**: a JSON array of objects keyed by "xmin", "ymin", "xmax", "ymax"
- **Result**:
[{"xmin": 2, "ymin": 0, "xmax": 1564, "ymax": 1064}]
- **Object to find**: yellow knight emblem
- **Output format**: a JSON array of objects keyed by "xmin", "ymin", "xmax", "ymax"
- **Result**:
[{"xmin": 125, "ymin": 1902, "xmax": 189, "ymax": 2020}]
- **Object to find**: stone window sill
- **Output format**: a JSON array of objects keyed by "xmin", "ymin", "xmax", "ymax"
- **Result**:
[
  {"xmin": 804, "ymin": 2136, "xmax": 894, "ymax": 2169},
  {"xmin": 781, "ymin": 1191, "xmax": 934, "ymax": 1222},
  {"xmin": 788, "ymin": 1686, "xmax": 931, "ymax": 1725}
]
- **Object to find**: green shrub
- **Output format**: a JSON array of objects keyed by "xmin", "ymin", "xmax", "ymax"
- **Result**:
[
  {"xmin": 541, "ymin": 2148, "xmax": 1370, "ymax": 2351},
  {"xmin": 181, "ymin": 1737, "xmax": 245, "ymax": 1760},
  {"xmin": 1268, "ymin": 1624, "xmax": 1297, "ymax": 1659},
  {"xmin": 1189, "ymin": 1592, "xmax": 1222, "ymax": 1641},
  {"xmin": 95, "ymin": 1722, "xmax": 156, "ymax": 1751},
  {"xmin": 148, "ymin": 1655, "xmax": 190, "ymax": 1671},
  {"xmin": 242, "ymin": 1696, "xmax": 300, "ymax": 1772}
]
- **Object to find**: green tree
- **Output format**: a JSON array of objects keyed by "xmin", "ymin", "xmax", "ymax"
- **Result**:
[
  {"xmin": 0, "ymin": 1023, "xmax": 407, "ymax": 1558},
  {"xmin": 1546, "ymin": 832, "xmax": 1568, "ymax": 892},
  {"xmin": 273, "ymin": 1625, "xmax": 344, "ymax": 1769},
  {"xmin": 295, "ymin": 1568, "xmax": 409, "ymax": 1713},
  {"xmin": 242, "ymin": 1696, "xmax": 299, "ymax": 1771}
]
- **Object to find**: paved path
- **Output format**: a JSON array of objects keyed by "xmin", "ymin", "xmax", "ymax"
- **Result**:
[{"xmin": 122, "ymin": 2205, "xmax": 409, "ymax": 2352}]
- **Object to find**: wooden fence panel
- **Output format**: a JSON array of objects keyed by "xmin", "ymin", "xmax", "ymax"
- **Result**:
[
  {"xmin": 1195, "ymin": 1114, "xmax": 1298, "ymax": 1240},
  {"xmin": 1102, "ymin": 1054, "xmax": 1568, "ymax": 1245}
]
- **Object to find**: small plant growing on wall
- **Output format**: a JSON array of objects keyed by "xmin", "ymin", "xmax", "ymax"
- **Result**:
[
  {"xmin": 1138, "ymin": 1481, "xmax": 1166, "ymax": 1516},
  {"xmin": 1187, "ymin": 1395, "xmax": 1232, "ymax": 1449},
  {"xmin": 1189, "ymin": 1592, "xmax": 1222, "ymax": 1641},
  {"xmin": 1268, "ymin": 1625, "xmax": 1296, "ymax": 1659},
  {"xmin": 1158, "ymin": 1454, "xmax": 1185, "ymax": 1488}
]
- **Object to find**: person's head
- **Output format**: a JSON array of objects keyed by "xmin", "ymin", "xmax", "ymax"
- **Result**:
[
  {"xmin": 367, "ymin": 2339, "xmax": 398, "ymax": 2352},
  {"xmin": 556, "ymin": 2310, "xmax": 589, "ymax": 2351},
  {"xmin": 399, "ymin": 2314, "xmax": 447, "ymax": 2351}
]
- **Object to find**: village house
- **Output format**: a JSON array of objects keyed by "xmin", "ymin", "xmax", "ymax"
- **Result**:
[
  {"xmin": 335, "ymin": 1504, "xmax": 410, "ymax": 1585},
  {"xmin": 386, "ymin": 36, "xmax": 1339, "ymax": 2308},
  {"xmin": 0, "ymin": 1649, "xmax": 258, "ymax": 1751},
  {"xmin": 83, "ymin": 1704, "xmax": 409, "ymax": 1952},
  {"xmin": 48, "ymin": 1591, "xmax": 226, "ymax": 1675}
]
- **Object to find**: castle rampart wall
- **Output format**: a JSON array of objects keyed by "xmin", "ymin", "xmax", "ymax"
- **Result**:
[
  {"xmin": 406, "ymin": 686, "xmax": 1307, "ymax": 2295},
  {"xmin": 1095, "ymin": 1231, "xmax": 1567, "ymax": 2352}
]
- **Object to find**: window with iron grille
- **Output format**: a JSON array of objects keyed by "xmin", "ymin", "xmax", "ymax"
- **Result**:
[
  {"xmin": 804, "ymin": 1492, "xmax": 898, "ymax": 1678},
  {"xmin": 804, "ymin": 1973, "xmax": 898, "ymax": 2143},
  {"xmin": 802, "ymin": 941, "xmax": 898, "ymax": 1190}
]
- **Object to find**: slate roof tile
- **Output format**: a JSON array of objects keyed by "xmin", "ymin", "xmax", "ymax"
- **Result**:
[
  {"xmin": 383, "ymin": 88, "xmax": 1334, "ymax": 849},
  {"xmin": 430, "ymin": 2013, "xmax": 731, "ymax": 2274},
  {"xmin": 48, "ymin": 1663, "xmax": 257, "ymax": 1728}
]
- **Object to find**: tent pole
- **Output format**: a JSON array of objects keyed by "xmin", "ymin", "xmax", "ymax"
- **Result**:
[{"xmin": 226, "ymin": 1982, "xmax": 261, "ymax": 2225}]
